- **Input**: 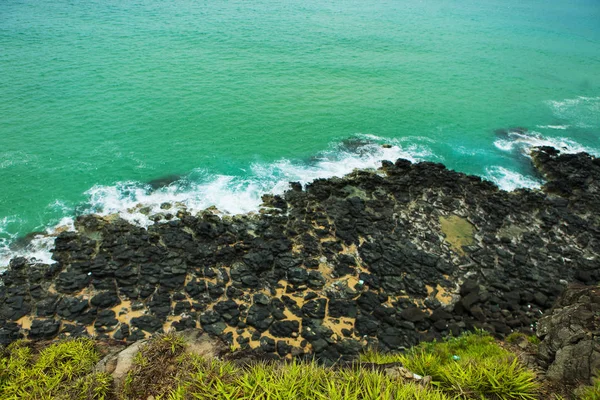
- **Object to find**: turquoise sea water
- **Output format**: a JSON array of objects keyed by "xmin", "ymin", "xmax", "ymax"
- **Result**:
[{"xmin": 1, "ymin": 0, "xmax": 599, "ymax": 265}]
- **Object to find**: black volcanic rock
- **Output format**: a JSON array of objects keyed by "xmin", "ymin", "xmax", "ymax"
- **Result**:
[
  {"xmin": 270, "ymin": 320, "xmax": 300, "ymax": 338},
  {"xmin": 246, "ymin": 305, "xmax": 273, "ymax": 331},
  {"xmin": 131, "ymin": 315, "xmax": 163, "ymax": 333},
  {"xmin": 0, "ymin": 147, "xmax": 599, "ymax": 363},
  {"xmin": 94, "ymin": 310, "xmax": 119, "ymax": 333},
  {"xmin": 29, "ymin": 319, "xmax": 60, "ymax": 340},
  {"xmin": 90, "ymin": 291, "xmax": 120, "ymax": 309},
  {"xmin": 301, "ymin": 299, "xmax": 327, "ymax": 319}
]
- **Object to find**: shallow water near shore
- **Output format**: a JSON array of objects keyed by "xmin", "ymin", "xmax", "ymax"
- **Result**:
[{"xmin": 1, "ymin": 0, "xmax": 599, "ymax": 266}]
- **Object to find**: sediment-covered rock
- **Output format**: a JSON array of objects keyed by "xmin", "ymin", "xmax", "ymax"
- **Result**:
[{"xmin": 1, "ymin": 147, "xmax": 599, "ymax": 363}]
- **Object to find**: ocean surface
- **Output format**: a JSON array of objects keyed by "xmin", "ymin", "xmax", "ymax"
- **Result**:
[{"xmin": 1, "ymin": 0, "xmax": 599, "ymax": 267}]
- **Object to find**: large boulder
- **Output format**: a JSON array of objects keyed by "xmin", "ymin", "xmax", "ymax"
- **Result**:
[{"xmin": 536, "ymin": 285, "xmax": 600, "ymax": 385}]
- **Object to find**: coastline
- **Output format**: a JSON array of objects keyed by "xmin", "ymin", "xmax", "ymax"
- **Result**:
[
  {"xmin": 4, "ymin": 129, "xmax": 598, "ymax": 269},
  {"xmin": 1, "ymin": 146, "xmax": 599, "ymax": 365}
]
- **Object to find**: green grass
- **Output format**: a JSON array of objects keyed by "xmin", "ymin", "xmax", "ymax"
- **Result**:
[
  {"xmin": 164, "ymin": 357, "xmax": 450, "ymax": 400},
  {"xmin": 0, "ymin": 338, "xmax": 112, "ymax": 400},
  {"xmin": 578, "ymin": 377, "xmax": 600, "ymax": 400},
  {"xmin": 361, "ymin": 330, "xmax": 539, "ymax": 399},
  {"xmin": 0, "ymin": 331, "xmax": 541, "ymax": 400}
]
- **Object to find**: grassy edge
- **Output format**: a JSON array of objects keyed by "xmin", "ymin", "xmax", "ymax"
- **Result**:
[{"xmin": 3, "ymin": 331, "xmax": 594, "ymax": 399}]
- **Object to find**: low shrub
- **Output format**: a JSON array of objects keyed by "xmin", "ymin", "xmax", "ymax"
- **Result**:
[
  {"xmin": 122, "ymin": 331, "xmax": 186, "ymax": 399},
  {"xmin": 362, "ymin": 331, "xmax": 539, "ymax": 399},
  {"xmin": 0, "ymin": 338, "xmax": 111, "ymax": 400},
  {"xmin": 0, "ymin": 331, "xmax": 541, "ymax": 399}
]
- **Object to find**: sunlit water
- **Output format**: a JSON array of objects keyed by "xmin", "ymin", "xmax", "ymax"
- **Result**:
[{"xmin": 1, "ymin": 0, "xmax": 599, "ymax": 266}]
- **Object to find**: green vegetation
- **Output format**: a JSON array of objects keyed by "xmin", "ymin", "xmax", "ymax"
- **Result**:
[
  {"xmin": 120, "ymin": 332, "xmax": 449, "ymax": 399},
  {"xmin": 506, "ymin": 332, "xmax": 540, "ymax": 346},
  {"xmin": 121, "ymin": 331, "xmax": 537, "ymax": 399},
  {"xmin": 361, "ymin": 331, "xmax": 539, "ymax": 399},
  {"xmin": 122, "ymin": 332, "xmax": 187, "ymax": 399},
  {"xmin": 165, "ymin": 357, "xmax": 450, "ymax": 400},
  {"xmin": 0, "ymin": 338, "xmax": 111, "ymax": 400},
  {"xmin": 578, "ymin": 377, "xmax": 600, "ymax": 400},
  {"xmin": 0, "ymin": 331, "xmax": 549, "ymax": 399}
]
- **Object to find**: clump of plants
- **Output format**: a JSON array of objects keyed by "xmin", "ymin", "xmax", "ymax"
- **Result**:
[
  {"xmin": 0, "ymin": 331, "xmax": 543, "ymax": 399},
  {"xmin": 165, "ymin": 357, "xmax": 450, "ymax": 400},
  {"xmin": 0, "ymin": 337, "xmax": 112, "ymax": 400},
  {"xmin": 506, "ymin": 332, "xmax": 540, "ymax": 346},
  {"xmin": 577, "ymin": 376, "xmax": 600, "ymax": 400},
  {"xmin": 121, "ymin": 332, "xmax": 448, "ymax": 399},
  {"xmin": 122, "ymin": 331, "xmax": 187, "ymax": 399},
  {"xmin": 361, "ymin": 330, "xmax": 539, "ymax": 399}
]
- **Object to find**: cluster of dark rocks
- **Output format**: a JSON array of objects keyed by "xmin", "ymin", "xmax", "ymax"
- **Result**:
[{"xmin": 1, "ymin": 146, "xmax": 599, "ymax": 364}]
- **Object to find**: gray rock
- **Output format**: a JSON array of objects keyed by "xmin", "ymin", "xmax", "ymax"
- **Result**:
[{"xmin": 537, "ymin": 285, "xmax": 600, "ymax": 385}]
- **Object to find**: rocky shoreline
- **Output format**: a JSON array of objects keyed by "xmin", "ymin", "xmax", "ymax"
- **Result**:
[{"xmin": 1, "ymin": 146, "xmax": 599, "ymax": 365}]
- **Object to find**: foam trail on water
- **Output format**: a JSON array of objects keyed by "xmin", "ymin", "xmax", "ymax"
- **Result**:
[
  {"xmin": 485, "ymin": 166, "xmax": 543, "ymax": 192},
  {"xmin": 85, "ymin": 135, "xmax": 434, "ymax": 226},
  {"xmin": 536, "ymin": 125, "xmax": 569, "ymax": 130},
  {"xmin": 494, "ymin": 130, "xmax": 597, "ymax": 157}
]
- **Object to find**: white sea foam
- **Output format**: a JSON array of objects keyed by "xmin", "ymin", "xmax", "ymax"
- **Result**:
[
  {"xmin": 536, "ymin": 125, "xmax": 569, "ymax": 130},
  {"xmin": 486, "ymin": 166, "xmax": 543, "ymax": 192},
  {"xmin": 0, "ymin": 136, "xmax": 434, "ymax": 269},
  {"xmin": 0, "ymin": 217, "xmax": 74, "ymax": 268},
  {"xmin": 494, "ymin": 130, "xmax": 597, "ymax": 157},
  {"xmin": 84, "ymin": 136, "xmax": 434, "ymax": 226},
  {"xmin": 489, "ymin": 127, "xmax": 599, "ymax": 191}
]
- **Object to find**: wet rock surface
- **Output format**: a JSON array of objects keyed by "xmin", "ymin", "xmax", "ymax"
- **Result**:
[{"xmin": 1, "ymin": 147, "xmax": 599, "ymax": 363}]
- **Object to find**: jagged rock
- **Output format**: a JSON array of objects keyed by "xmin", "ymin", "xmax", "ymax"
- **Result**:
[
  {"xmin": 1, "ymin": 295, "xmax": 31, "ymax": 320},
  {"xmin": 269, "ymin": 320, "xmax": 300, "ymax": 338},
  {"xmin": 90, "ymin": 291, "xmax": 121, "ymax": 309},
  {"xmin": 537, "ymin": 285, "xmax": 600, "ymax": 385},
  {"xmin": 0, "ymin": 322, "xmax": 23, "ymax": 345},
  {"xmin": 301, "ymin": 299, "xmax": 327, "ymax": 319},
  {"xmin": 401, "ymin": 307, "xmax": 427, "ymax": 322},
  {"xmin": 113, "ymin": 323, "xmax": 130, "ymax": 340},
  {"xmin": 94, "ymin": 310, "xmax": 119, "ymax": 333},
  {"xmin": 29, "ymin": 319, "xmax": 60, "ymax": 339},
  {"xmin": 131, "ymin": 316, "xmax": 163, "ymax": 333},
  {"xmin": 246, "ymin": 305, "xmax": 273, "ymax": 331}
]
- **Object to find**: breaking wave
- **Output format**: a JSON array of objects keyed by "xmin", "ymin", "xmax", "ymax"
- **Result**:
[
  {"xmin": 0, "ymin": 135, "xmax": 434, "ymax": 268},
  {"xmin": 485, "ymin": 166, "xmax": 543, "ymax": 192},
  {"xmin": 494, "ymin": 130, "xmax": 597, "ymax": 158},
  {"xmin": 1, "ymin": 127, "xmax": 597, "ymax": 270}
]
